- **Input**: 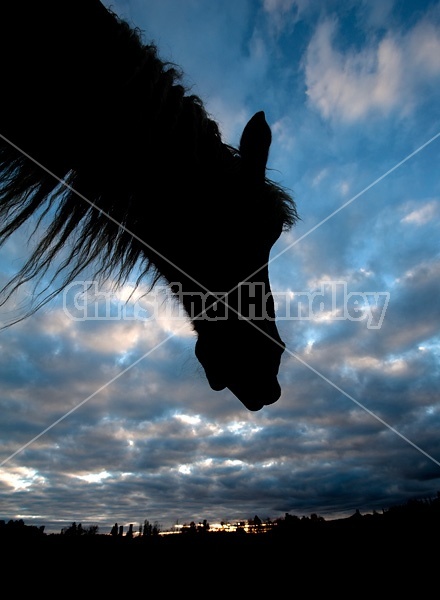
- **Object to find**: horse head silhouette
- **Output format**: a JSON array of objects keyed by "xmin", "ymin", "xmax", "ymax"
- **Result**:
[
  {"xmin": 0, "ymin": 1, "xmax": 298, "ymax": 411},
  {"xmin": 191, "ymin": 112, "xmax": 288, "ymax": 410}
]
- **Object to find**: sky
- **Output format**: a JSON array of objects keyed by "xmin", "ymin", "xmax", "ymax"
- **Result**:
[{"xmin": 1, "ymin": 0, "xmax": 440, "ymax": 534}]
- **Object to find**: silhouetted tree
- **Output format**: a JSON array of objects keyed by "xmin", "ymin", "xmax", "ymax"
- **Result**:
[
  {"xmin": 198, "ymin": 519, "xmax": 210, "ymax": 533},
  {"xmin": 153, "ymin": 522, "xmax": 161, "ymax": 536},
  {"xmin": 61, "ymin": 522, "xmax": 78, "ymax": 536},
  {"xmin": 143, "ymin": 519, "xmax": 153, "ymax": 537},
  {"xmin": 0, "ymin": 519, "xmax": 45, "ymax": 538},
  {"xmin": 311, "ymin": 513, "xmax": 325, "ymax": 523},
  {"xmin": 253, "ymin": 515, "xmax": 262, "ymax": 532},
  {"xmin": 61, "ymin": 522, "xmax": 98, "ymax": 535},
  {"xmin": 181, "ymin": 521, "xmax": 198, "ymax": 535},
  {"xmin": 86, "ymin": 525, "xmax": 99, "ymax": 535}
]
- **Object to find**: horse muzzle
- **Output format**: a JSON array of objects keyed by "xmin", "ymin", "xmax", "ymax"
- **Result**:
[
  {"xmin": 226, "ymin": 378, "xmax": 281, "ymax": 411},
  {"xmin": 195, "ymin": 337, "xmax": 283, "ymax": 411}
]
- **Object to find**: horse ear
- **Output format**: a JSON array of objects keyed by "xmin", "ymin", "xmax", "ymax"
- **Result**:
[{"xmin": 239, "ymin": 111, "xmax": 272, "ymax": 181}]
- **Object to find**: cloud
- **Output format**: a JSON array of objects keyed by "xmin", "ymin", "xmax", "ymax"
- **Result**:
[
  {"xmin": 401, "ymin": 199, "xmax": 439, "ymax": 225},
  {"xmin": 305, "ymin": 15, "xmax": 440, "ymax": 122},
  {"xmin": 263, "ymin": 0, "xmax": 301, "ymax": 33},
  {"xmin": 356, "ymin": 0, "xmax": 396, "ymax": 30},
  {"xmin": 263, "ymin": 0, "xmax": 322, "ymax": 34}
]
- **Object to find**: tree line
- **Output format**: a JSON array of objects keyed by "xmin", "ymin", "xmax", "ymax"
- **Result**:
[{"xmin": 2, "ymin": 491, "xmax": 440, "ymax": 540}]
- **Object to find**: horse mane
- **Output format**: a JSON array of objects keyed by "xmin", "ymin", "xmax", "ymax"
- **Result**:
[{"xmin": 0, "ymin": 2, "xmax": 297, "ymax": 324}]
